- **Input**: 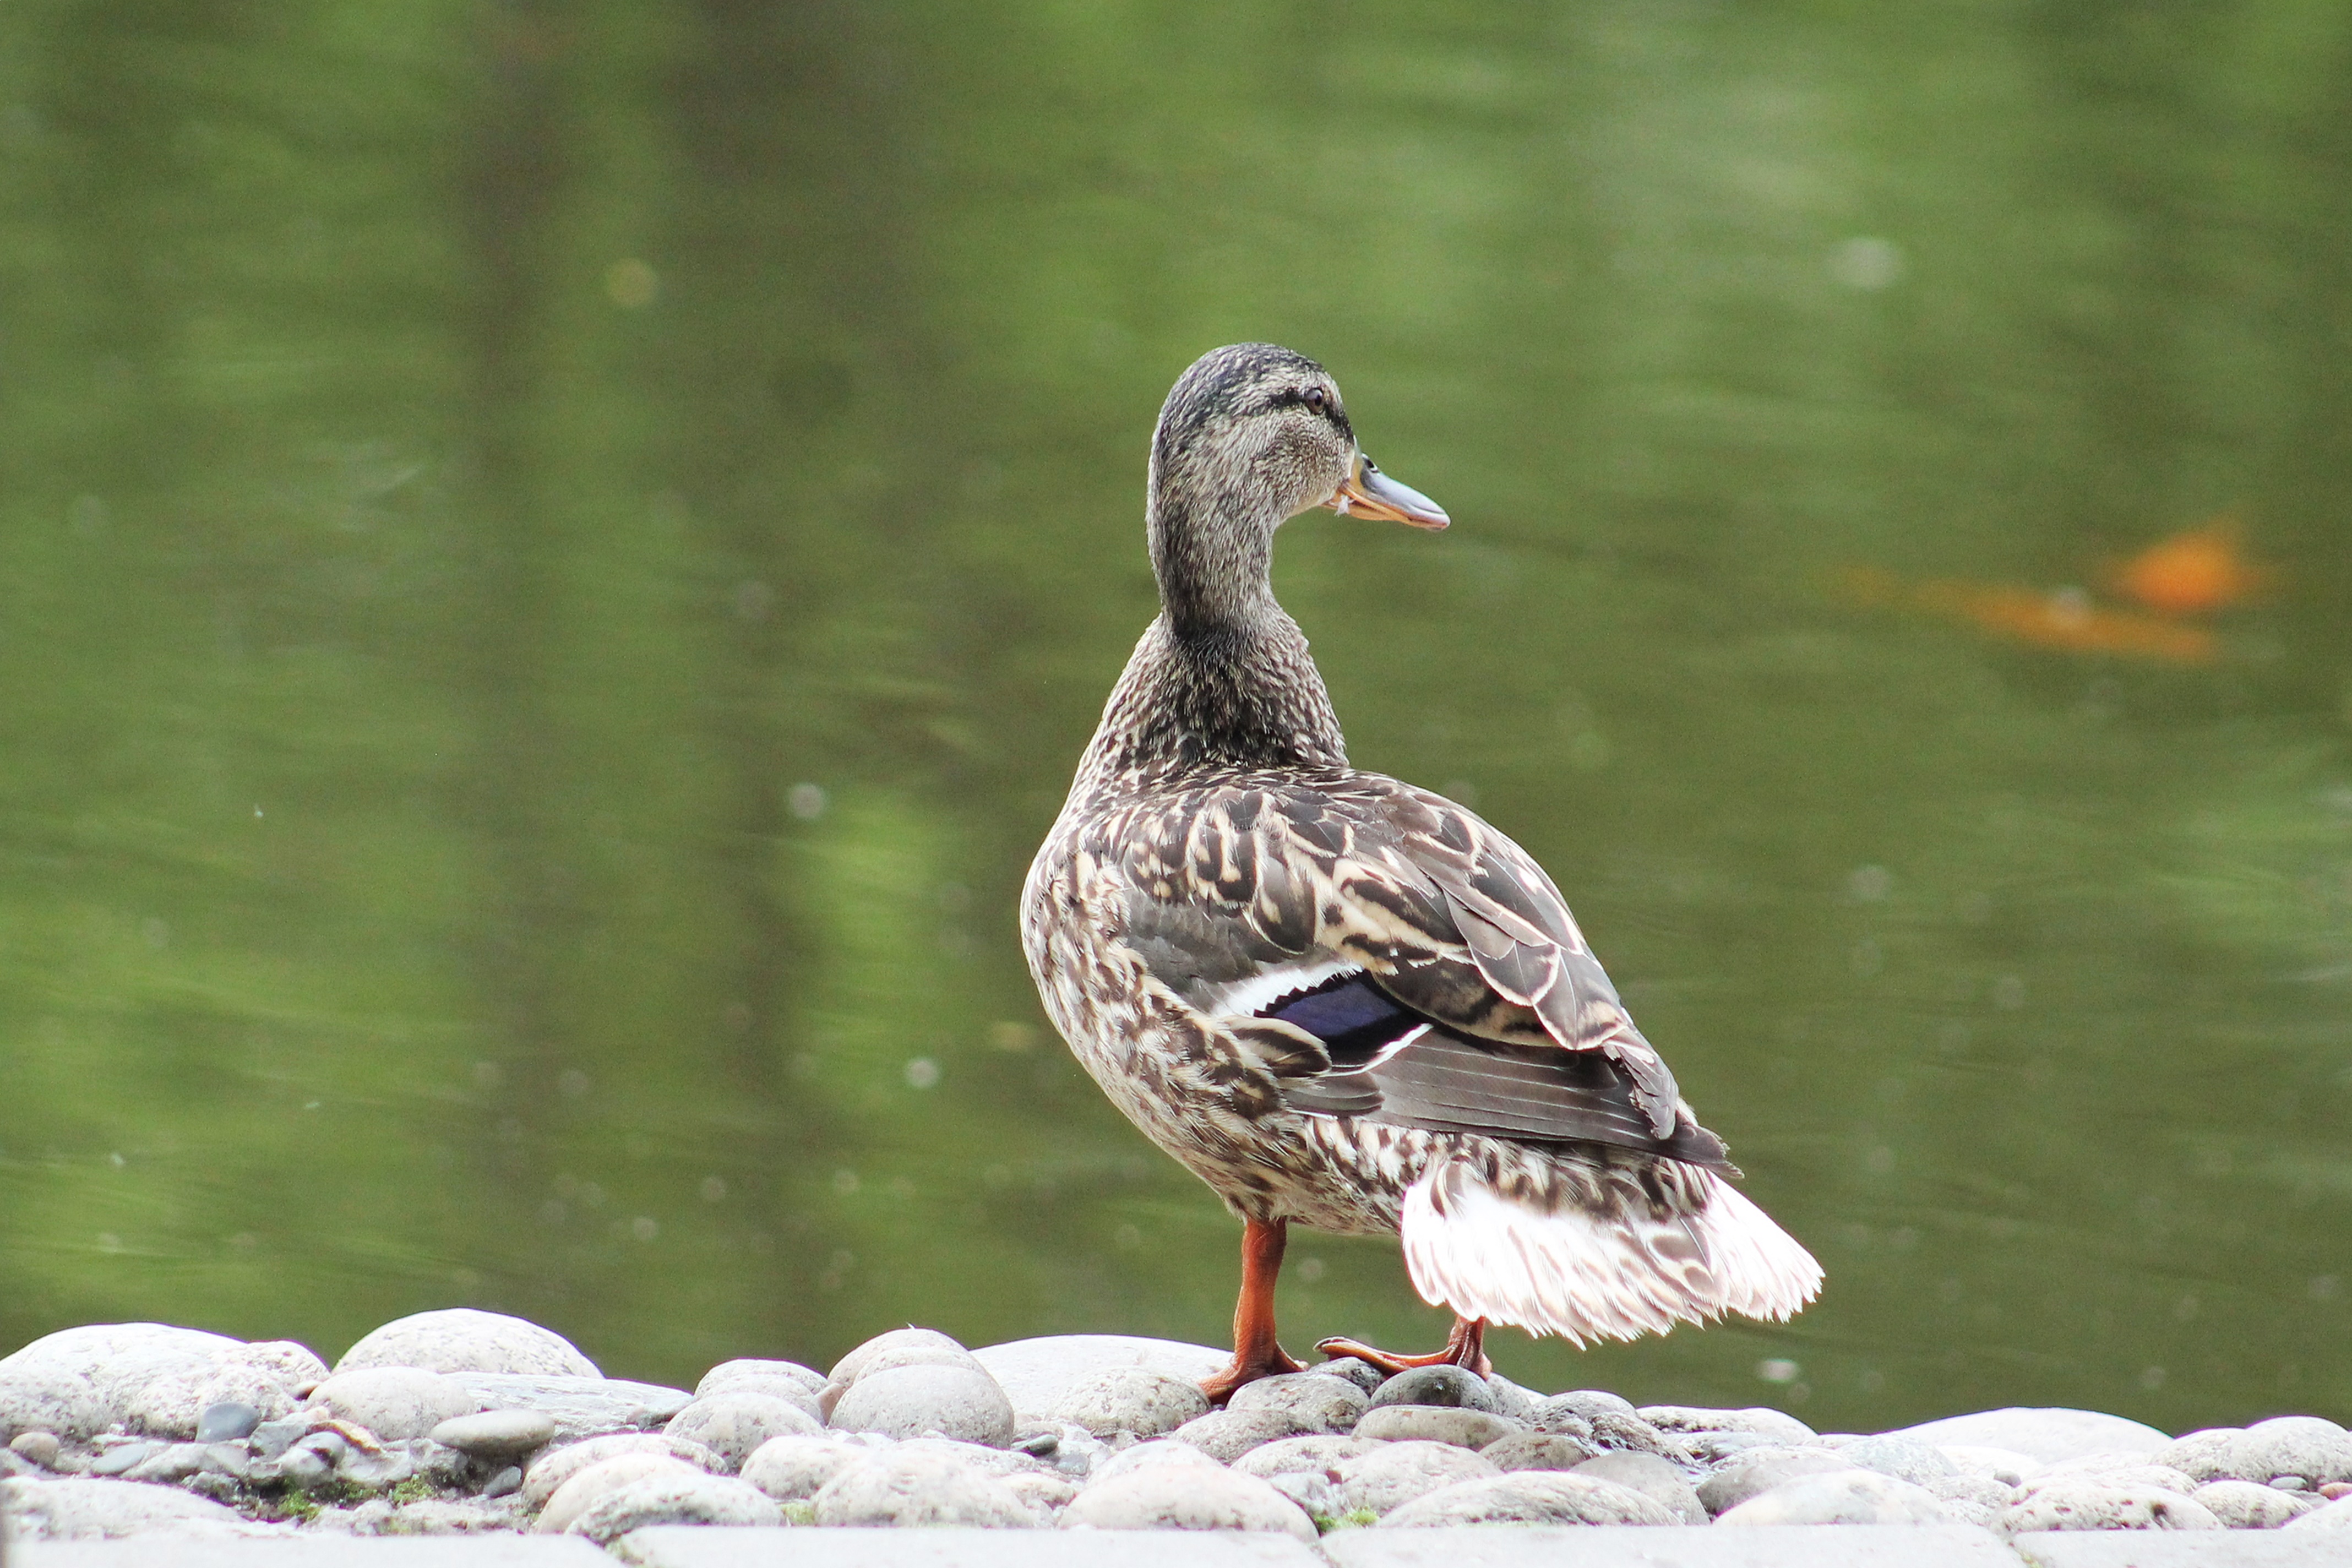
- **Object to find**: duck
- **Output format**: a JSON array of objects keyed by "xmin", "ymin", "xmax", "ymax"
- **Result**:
[{"xmin": 1020, "ymin": 343, "xmax": 1822, "ymax": 1400}]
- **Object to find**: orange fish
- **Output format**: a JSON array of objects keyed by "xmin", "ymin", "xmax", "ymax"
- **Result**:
[
  {"xmin": 1837, "ymin": 568, "xmax": 2217, "ymax": 663},
  {"xmin": 2113, "ymin": 515, "xmax": 2265, "ymax": 615}
]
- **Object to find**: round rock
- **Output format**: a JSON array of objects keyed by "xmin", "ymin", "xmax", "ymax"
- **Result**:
[
  {"xmin": 1233, "ymin": 1434, "xmax": 1380, "ymax": 1480},
  {"xmin": 1700, "ymin": 1449, "xmax": 1865, "ymax": 1516},
  {"xmin": 0, "ymin": 1324, "xmax": 243, "ymax": 1441},
  {"xmin": 667, "ymin": 1391, "xmax": 823, "ymax": 1468},
  {"xmin": 2234, "ymin": 1417, "xmax": 2352, "ymax": 1487},
  {"xmin": 1366, "ymin": 1365, "xmax": 1496, "ymax": 1413},
  {"xmin": 827, "ymin": 1327, "xmax": 967, "ymax": 1386},
  {"xmin": 1836, "ymin": 1434, "xmax": 1960, "ymax": 1485},
  {"xmin": 10, "ymin": 1432, "xmax": 62, "ymax": 1469},
  {"xmin": 1317, "ymin": 1358, "xmax": 1387, "ymax": 1394},
  {"xmin": 1540, "ymin": 1390, "xmax": 1636, "ymax": 1423},
  {"xmin": 565, "ymin": 1470, "xmax": 781, "ymax": 1543},
  {"xmin": 828, "ymin": 1364, "xmax": 1015, "ymax": 1447},
  {"xmin": 194, "ymin": 1402, "xmax": 262, "ymax": 1444},
  {"xmin": 337, "ymin": 1309, "xmax": 598, "ymax": 1379},
  {"xmin": 535, "ymin": 1452, "xmax": 700, "ymax": 1533},
  {"xmin": 2152, "ymin": 1428, "xmax": 2245, "ymax": 1484},
  {"xmin": 1338, "ymin": 1439, "xmax": 1500, "ymax": 1516},
  {"xmin": 309, "ymin": 1366, "xmax": 482, "ymax": 1441},
  {"xmin": 1717, "ymin": 1468, "xmax": 1953, "ymax": 1526},
  {"xmin": 1640, "ymin": 1404, "xmax": 1814, "ymax": 1443},
  {"xmin": 1355, "ymin": 1406, "xmax": 1518, "ymax": 1449},
  {"xmin": 1062, "ymin": 1462, "xmax": 1314, "ymax": 1540},
  {"xmin": 2284, "ymin": 1495, "xmax": 2352, "ymax": 1532},
  {"xmin": 1888, "ymin": 1407, "xmax": 2169, "ymax": 1467},
  {"xmin": 1170, "ymin": 1407, "xmax": 1306, "ymax": 1463},
  {"xmin": 972, "ymin": 1335, "xmax": 1227, "ymax": 1420},
  {"xmin": 738, "ymin": 1434, "xmax": 864, "ymax": 1502},
  {"xmin": 695, "ymin": 1359, "xmax": 825, "ymax": 1399},
  {"xmin": 1574, "ymin": 1450, "xmax": 1703, "ymax": 1523},
  {"xmin": 1383, "ymin": 1470, "xmax": 1676, "ymax": 1528},
  {"xmin": 430, "ymin": 1408, "xmax": 558, "ymax": 1460},
  {"xmin": 521, "ymin": 1433, "xmax": 720, "ymax": 1511},
  {"xmin": 0, "ymin": 1475, "xmax": 245, "ymax": 1538},
  {"xmin": 1226, "ymin": 1371, "xmax": 1367, "ymax": 1434},
  {"xmin": 1999, "ymin": 1480, "xmax": 2221, "ymax": 1533},
  {"xmin": 1049, "ymin": 1367, "xmax": 1208, "ymax": 1439},
  {"xmin": 814, "ymin": 1449, "xmax": 1040, "ymax": 1528},
  {"xmin": 1484, "ymin": 1431, "xmax": 1601, "ymax": 1473},
  {"xmin": 2196, "ymin": 1478, "xmax": 2318, "ymax": 1529}
]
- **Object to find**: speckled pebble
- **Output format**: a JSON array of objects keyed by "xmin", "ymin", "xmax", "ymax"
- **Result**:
[
  {"xmin": 1639, "ymin": 1404, "xmax": 1816, "ymax": 1444},
  {"xmin": 2234, "ymin": 1416, "xmax": 2352, "ymax": 1487},
  {"xmin": 564, "ymin": 1468, "xmax": 782, "ymax": 1543},
  {"xmin": 1170, "ymin": 1406, "xmax": 1306, "ymax": 1462},
  {"xmin": 2152, "ymin": 1427, "xmax": 2245, "ymax": 1483},
  {"xmin": 336, "ymin": 1309, "xmax": 599, "ymax": 1379},
  {"xmin": 1482, "ymin": 1430, "xmax": 1602, "ymax": 1473},
  {"xmin": 668, "ymin": 1389, "xmax": 824, "ymax": 1468},
  {"xmin": 1380, "ymin": 1469, "xmax": 1678, "ymax": 1528},
  {"xmin": 1354, "ymin": 1404, "xmax": 1519, "ymax": 1449},
  {"xmin": 813, "ymin": 1447, "xmax": 1042, "ymax": 1527},
  {"xmin": 1225, "ymin": 1371, "xmax": 1368, "ymax": 1434},
  {"xmin": 1589, "ymin": 1409, "xmax": 1679, "ymax": 1457},
  {"xmin": 1716, "ymin": 1467, "xmax": 1953, "ymax": 1526},
  {"xmin": 1337, "ymin": 1438, "xmax": 1499, "ymax": 1516},
  {"xmin": 1834, "ymin": 1434, "xmax": 1960, "ymax": 1485},
  {"xmin": 828, "ymin": 1327, "xmax": 968, "ymax": 1386},
  {"xmin": 1537, "ymin": 1389, "xmax": 1635, "ymax": 1424},
  {"xmin": 1997, "ymin": 1479, "xmax": 2223, "ymax": 1533},
  {"xmin": 521, "ymin": 1433, "xmax": 721, "ymax": 1511},
  {"xmin": 1316, "ymin": 1358, "xmax": 1386, "ymax": 1393},
  {"xmin": 9, "ymin": 1432, "xmax": 61, "ymax": 1469},
  {"xmin": 1232, "ymin": 1433, "xmax": 1380, "ymax": 1480},
  {"xmin": 1049, "ymin": 1366, "xmax": 1209, "ymax": 1439},
  {"xmin": 2196, "ymin": 1478, "xmax": 2321, "ymax": 1528},
  {"xmin": 695, "ymin": 1358, "xmax": 826, "ymax": 1398},
  {"xmin": 1365, "ymin": 1365, "xmax": 1497, "ymax": 1413},
  {"xmin": 1574, "ymin": 1450, "xmax": 1704, "ymax": 1523},
  {"xmin": 2284, "ymin": 1494, "xmax": 2352, "ymax": 1532},
  {"xmin": 1061, "ymin": 1458, "xmax": 1315, "ymax": 1539},
  {"xmin": 738, "ymin": 1433, "xmax": 865, "ymax": 1501},
  {"xmin": 828, "ymin": 1364, "xmax": 1016, "ymax": 1447},
  {"xmin": 535, "ymin": 1452, "xmax": 703, "ymax": 1533}
]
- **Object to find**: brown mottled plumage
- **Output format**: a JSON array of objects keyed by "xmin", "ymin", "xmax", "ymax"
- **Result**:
[{"xmin": 1021, "ymin": 344, "xmax": 1821, "ymax": 1397}]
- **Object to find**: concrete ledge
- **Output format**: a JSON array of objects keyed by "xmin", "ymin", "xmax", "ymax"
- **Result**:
[
  {"xmin": 1322, "ymin": 1524, "xmax": 2024, "ymax": 1567},
  {"xmin": 18, "ymin": 1540, "xmax": 609, "ymax": 1568},
  {"xmin": 2012, "ymin": 1532, "xmax": 2352, "ymax": 1567},
  {"xmin": 611, "ymin": 1527, "xmax": 1325, "ymax": 1566}
]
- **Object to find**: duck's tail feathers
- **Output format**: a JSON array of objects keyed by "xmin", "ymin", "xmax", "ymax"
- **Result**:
[{"xmin": 1398, "ymin": 1158, "xmax": 1822, "ymax": 1346}]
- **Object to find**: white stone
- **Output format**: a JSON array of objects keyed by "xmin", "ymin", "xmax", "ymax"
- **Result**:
[
  {"xmin": 1698, "ymin": 1449, "xmax": 1858, "ymax": 1516},
  {"xmin": 1940, "ymin": 1445, "xmax": 2041, "ymax": 1486},
  {"xmin": 1, "ymin": 1474, "xmax": 248, "ymax": 1538},
  {"xmin": 1571, "ymin": 1451, "xmax": 1702, "ymax": 1523},
  {"xmin": 1353, "ymin": 1406, "xmax": 1518, "ymax": 1449},
  {"xmin": 0, "ymin": 1324, "xmax": 243, "ymax": 1440},
  {"xmin": 431, "ymin": 1408, "xmax": 560, "ymax": 1458},
  {"xmin": 308, "ymin": 1366, "xmax": 483, "ymax": 1441},
  {"xmin": 1997, "ymin": 1480, "xmax": 2222, "ymax": 1533},
  {"xmin": 1049, "ymin": 1367, "xmax": 1210, "ymax": 1439},
  {"xmin": 1226, "ymin": 1371, "xmax": 1368, "ymax": 1434},
  {"xmin": 828, "ymin": 1364, "xmax": 1015, "ymax": 1446},
  {"xmin": 1887, "ymin": 1408, "xmax": 2170, "ymax": 1467},
  {"xmin": 450, "ymin": 1371, "xmax": 693, "ymax": 1440},
  {"xmin": 812, "ymin": 1447, "xmax": 1041, "ymax": 1527},
  {"xmin": 1084, "ymin": 1438, "xmax": 1227, "ymax": 1490},
  {"xmin": 1232, "ymin": 1433, "xmax": 1380, "ymax": 1480},
  {"xmin": 1483, "ymin": 1431, "xmax": 1604, "ymax": 1473},
  {"xmin": 2282, "ymin": 1494, "xmax": 2352, "ymax": 1532},
  {"xmin": 2194, "ymin": 1478, "xmax": 2320, "ymax": 1528},
  {"xmin": 522, "ymin": 1434, "xmax": 720, "ymax": 1511},
  {"xmin": 739, "ymin": 1433, "xmax": 865, "ymax": 1501},
  {"xmin": 1170, "ymin": 1407, "xmax": 1307, "ymax": 1462},
  {"xmin": 2025, "ymin": 1461, "xmax": 2200, "ymax": 1498},
  {"xmin": 666, "ymin": 1390, "xmax": 821, "ymax": 1468},
  {"xmin": 1337, "ymin": 1439, "xmax": 1500, "ymax": 1516},
  {"xmin": 1638, "ymin": 1404, "xmax": 1815, "ymax": 1442},
  {"xmin": 535, "ymin": 1452, "xmax": 702, "ymax": 1533},
  {"xmin": 1716, "ymin": 1468, "xmax": 1954, "ymax": 1526},
  {"xmin": 2233, "ymin": 1417, "xmax": 2352, "ymax": 1486},
  {"xmin": 2149, "ymin": 1427, "xmax": 2245, "ymax": 1483},
  {"xmin": 1062, "ymin": 1462, "xmax": 1315, "ymax": 1539},
  {"xmin": 695, "ymin": 1358, "xmax": 825, "ymax": 1398},
  {"xmin": 1379, "ymin": 1470, "xmax": 1677, "ymax": 1528},
  {"xmin": 336, "ymin": 1309, "xmax": 600, "ymax": 1378},
  {"xmin": 972, "ymin": 1335, "xmax": 1226, "ymax": 1419},
  {"xmin": 827, "ymin": 1327, "xmax": 968, "ymax": 1385},
  {"xmin": 565, "ymin": 1469, "xmax": 781, "ymax": 1543}
]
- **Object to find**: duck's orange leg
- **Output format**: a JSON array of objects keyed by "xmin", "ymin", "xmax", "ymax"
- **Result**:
[
  {"xmin": 1200, "ymin": 1216, "xmax": 1305, "ymax": 1404},
  {"xmin": 1316, "ymin": 1314, "xmax": 1490, "ymax": 1378}
]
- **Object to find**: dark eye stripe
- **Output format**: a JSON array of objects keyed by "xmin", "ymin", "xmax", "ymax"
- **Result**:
[{"xmin": 1267, "ymin": 386, "xmax": 1340, "ymax": 421}]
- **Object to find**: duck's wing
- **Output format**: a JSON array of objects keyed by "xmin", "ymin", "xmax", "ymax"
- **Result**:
[{"xmin": 1104, "ymin": 772, "xmax": 1712, "ymax": 1159}]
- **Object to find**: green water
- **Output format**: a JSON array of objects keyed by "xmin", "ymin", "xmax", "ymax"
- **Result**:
[{"xmin": 2, "ymin": 1, "xmax": 2348, "ymax": 1437}]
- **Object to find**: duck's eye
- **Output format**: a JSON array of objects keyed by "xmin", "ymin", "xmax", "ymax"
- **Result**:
[{"xmin": 1302, "ymin": 387, "xmax": 1329, "ymax": 416}]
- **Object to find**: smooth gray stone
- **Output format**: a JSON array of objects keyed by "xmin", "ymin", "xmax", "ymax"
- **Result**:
[
  {"xmin": 430, "ymin": 1409, "xmax": 558, "ymax": 1459},
  {"xmin": 249, "ymin": 1415, "xmax": 312, "ymax": 1462},
  {"xmin": 1589, "ymin": 1409, "xmax": 1679, "ymax": 1457},
  {"xmin": 1265, "ymin": 1468, "xmax": 1340, "ymax": 1518},
  {"xmin": 667, "ymin": 1392, "xmax": 822, "ymax": 1469},
  {"xmin": 607, "ymin": 1527, "xmax": 1324, "ymax": 1567},
  {"xmin": 1573, "ymin": 1450, "xmax": 1704, "ymax": 1524},
  {"xmin": 1379, "ymin": 1471, "xmax": 1676, "ymax": 1528},
  {"xmin": 737, "ymin": 1434, "xmax": 865, "ymax": 1502},
  {"xmin": 448, "ymin": 1374, "xmax": 693, "ymax": 1442},
  {"xmin": 1366, "ymin": 1366, "xmax": 1496, "ymax": 1413},
  {"xmin": 81, "ymin": 1445, "xmax": 159, "ymax": 1478},
  {"xmin": 194, "ymin": 1402, "xmax": 262, "ymax": 1443},
  {"xmin": 1319, "ymin": 1358, "xmax": 1386, "ymax": 1394},
  {"xmin": 1323, "ymin": 1525, "xmax": 2022, "ymax": 1566},
  {"xmin": 1536, "ymin": 1390, "xmax": 1635, "ymax": 1423},
  {"xmin": 1225, "ymin": 1372, "xmax": 1368, "ymax": 1434},
  {"xmin": 2152, "ymin": 1429, "xmax": 2245, "ymax": 1484},
  {"xmin": 1640, "ymin": 1405, "xmax": 1815, "ymax": 1444},
  {"xmin": 1169, "ymin": 1406, "xmax": 1308, "ymax": 1462},
  {"xmin": 2015, "ymin": 1531, "xmax": 2352, "ymax": 1566},
  {"xmin": 1353, "ymin": 1406, "xmax": 1518, "ymax": 1449},
  {"xmin": 1886, "ymin": 1408, "xmax": 2170, "ymax": 1467},
  {"xmin": 119, "ymin": 1442, "xmax": 208, "ymax": 1484},
  {"xmin": 10, "ymin": 1432, "xmax": 61, "ymax": 1469},
  {"xmin": 335, "ymin": 1309, "xmax": 599, "ymax": 1379},
  {"xmin": 2283, "ymin": 1494, "xmax": 2352, "ymax": 1531},
  {"xmin": 828, "ymin": 1365, "xmax": 1014, "ymax": 1447},
  {"xmin": 1482, "ymin": 1374, "xmax": 1540, "ymax": 1424},
  {"xmin": 1081, "ymin": 1438, "xmax": 1225, "ymax": 1491},
  {"xmin": 1047, "ymin": 1367, "xmax": 1208, "ymax": 1440},
  {"xmin": 537, "ymin": 1455, "xmax": 707, "ymax": 1533},
  {"xmin": 2232, "ymin": 1417, "xmax": 2352, "ymax": 1487},
  {"xmin": 1482, "ymin": 1431, "xmax": 1602, "ymax": 1472},
  {"xmin": 970, "ymin": 1336, "xmax": 1226, "ymax": 1420},
  {"xmin": 17, "ymin": 1541, "xmax": 612, "ymax": 1566}
]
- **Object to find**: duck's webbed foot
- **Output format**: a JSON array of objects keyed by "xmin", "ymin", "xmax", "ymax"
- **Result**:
[
  {"xmin": 1201, "ymin": 1342, "xmax": 1305, "ymax": 1405},
  {"xmin": 1316, "ymin": 1315, "xmax": 1490, "ymax": 1379}
]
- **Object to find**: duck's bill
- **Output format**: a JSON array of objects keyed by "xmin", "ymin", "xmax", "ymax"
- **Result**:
[{"xmin": 1325, "ymin": 456, "xmax": 1449, "ymax": 529}]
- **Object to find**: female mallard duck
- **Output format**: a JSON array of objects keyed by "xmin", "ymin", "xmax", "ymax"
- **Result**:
[{"xmin": 1021, "ymin": 344, "xmax": 1821, "ymax": 1400}]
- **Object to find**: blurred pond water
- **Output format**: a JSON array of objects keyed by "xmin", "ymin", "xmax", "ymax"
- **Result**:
[{"xmin": 1, "ymin": 2, "xmax": 2348, "ymax": 1435}]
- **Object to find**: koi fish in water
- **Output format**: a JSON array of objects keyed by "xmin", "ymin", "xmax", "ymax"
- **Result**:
[{"xmin": 2111, "ymin": 515, "xmax": 2266, "ymax": 616}]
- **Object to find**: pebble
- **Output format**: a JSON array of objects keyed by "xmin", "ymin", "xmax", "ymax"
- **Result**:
[
  {"xmin": 2284, "ymin": 1495, "xmax": 2352, "ymax": 1532},
  {"xmin": 1224, "ymin": 1371, "xmax": 1368, "ymax": 1433},
  {"xmin": 86, "ymin": 1442, "xmax": 161, "ymax": 1477},
  {"xmin": 1923, "ymin": 1473, "xmax": 2018, "ymax": 1527},
  {"xmin": 738, "ymin": 1433, "xmax": 865, "ymax": 1501},
  {"xmin": 1366, "ymin": 1364, "xmax": 1496, "ymax": 1413},
  {"xmin": 1538, "ymin": 1389, "xmax": 1636, "ymax": 1423},
  {"xmin": 447, "ymin": 1371, "xmax": 693, "ymax": 1439},
  {"xmin": 1939, "ymin": 1444, "xmax": 2039, "ymax": 1486},
  {"xmin": 565, "ymin": 1469, "xmax": 782, "ymax": 1543},
  {"xmin": 1589, "ymin": 1409, "xmax": 1679, "ymax": 1457},
  {"xmin": 336, "ymin": 1308, "xmax": 600, "ymax": 1378},
  {"xmin": 1231, "ymin": 1433, "xmax": 1380, "ymax": 1480},
  {"xmin": 126, "ymin": 1355, "xmax": 312, "ymax": 1441},
  {"xmin": 429, "ymin": 1408, "xmax": 558, "ymax": 1460},
  {"xmin": 1086, "ymin": 1438, "xmax": 1226, "ymax": 1489},
  {"xmin": 0, "ymin": 1324, "xmax": 242, "ymax": 1441},
  {"xmin": 1575, "ymin": 1450, "xmax": 1704, "ymax": 1523},
  {"xmin": 1482, "ymin": 1374, "xmax": 1541, "ymax": 1423},
  {"xmin": 2025, "ymin": 1460, "xmax": 2201, "ymax": 1497},
  {"xmin": 1337, "ymin": 1439, "xmax": 1499, "ymax": 1516},
  {"xmin": 1265, "ymin": 1469, "xmax": 1339, "ymax": 1519},
  {"xmin": 9, "ymin": 1431, "xmax": 61, "ymax": 1469},
  {"xmin": 521, "ymin": 1432, "xmax": 722, "ymax": 1510},
  {"xmin": 0, "ymin": 1475, "xmax": 246, "ymax": 1538},
  {"xmin": 2233, "ymin": 1415, "xmax": 2352, "ymax": 1486},
  {"xmin": 535, "ymin": 1452, "xmax": 704, "ymax": 1532},
  {"xmin": 1887, "ymin": 1406, "xmax": 2170, "ymax": 1466},
  {"xmin": 829, "ymin": 1364, "xmax": 1016, "ymax": 1447},
  {"xmin": 308, "ymin": 1365, "xmax": 482, "ymax": 1441},
  {"xmin": 1061, "ymin": 1458, "xmax": 1315, "ymax": 1539},
  {"xmin": 2196, "ymin": 1478, "xmax": 2320, "ymax": 1528},
  {"xmin": 193, "ymin": 1401, "xmax": 262, "ymax": 1443},
  {"xmin": 813, "ymin": 1447, "xmax": 1041, "ymax": 1527},
  {"xmin": 1717, "ymin": 1467, "xmax": 1953, "ymax": 1526},
  {"xmin": 696, "ymin": 1358, "xmax": 826, "ymax": 1398},
  {"xmin": 668, "ymin": 1390, "xmax": 824, "ymax": 1468},
  {"xmin": 1317, "ymin": 1358, "xmax": 1387, "ymax": 1393},
  {"xmin": 971, "ymin": 1334, "xmax": 1227, "ymax": 1418},
  {"xmin": 1049, "ymin": 1366, "xmax": 1210, "ymax": 1439},
  {"xmin": 1640, "ymin": 1404, "xmax": 1816, "ymax": 1443},
  {"xmin": 829, "ymin": 1326, "xmax": 970, "ymax": 1385},
  {"xmin": 1834, "ymin": 1433, "xmax": 1961, "ymax": 1485},
  {"xmin": 1169, "ymin": 1407, "xmax": 1306, "ymax": 1462},
  {"xmin": 1483, "ymin": 1430, "xmax": 1602, "ymax": 1472},
  {"xmin": 1997, "ymin": 1479, "xmax": 2222, "ymax": 1532},
  {"xmin": 1380, "ymin": 1469, "xmax": 1678, "ymax": 1528},
  {"xmin": 1354, "ymin": 1405, "xmax": 1520, "ymax": 1449}
]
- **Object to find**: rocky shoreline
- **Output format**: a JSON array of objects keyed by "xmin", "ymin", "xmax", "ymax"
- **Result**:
[{"xmin": 1, "ymin": 1308, "xmax": 2347, "ymax": 1557}]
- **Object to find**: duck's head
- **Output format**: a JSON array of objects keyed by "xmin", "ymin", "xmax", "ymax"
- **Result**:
[{"xmin": 1147, "ymin": 344, "xmax": 1447, "ymax": 631}]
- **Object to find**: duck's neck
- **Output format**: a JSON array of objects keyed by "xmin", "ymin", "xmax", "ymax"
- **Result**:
[{"xmin": 1075, "ymin": 613, "xmax": 1349, "ymax": 791}]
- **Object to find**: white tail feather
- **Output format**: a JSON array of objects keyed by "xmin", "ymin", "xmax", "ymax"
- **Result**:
[{"xmin": 1400, "ymin": 1162, "xmax": 1822, "ymax": 1345}]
